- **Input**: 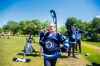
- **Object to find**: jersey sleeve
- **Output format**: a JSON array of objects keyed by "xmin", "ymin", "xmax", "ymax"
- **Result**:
[
  {"xmin": 58, "ymin": 33, "xmax": 69, "ymax": 48},
  {"xmin": 39, "ymin": 32, "xmax": 45, "ymax": 40},
  {"xmin": 39, "ymin": 32, "xmax": 45, "ymax": 47},
  {"xmin": 39, "ymin": 32, "xmax": 49, "ymax": 47},
  {"xmin": 58, "ymin": 33, "xmax": 66, "ymax": 43}
]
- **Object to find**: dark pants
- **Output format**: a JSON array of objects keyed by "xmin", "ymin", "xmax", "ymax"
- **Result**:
[
  {"xmin": 44, "ymin": 58, "xmax": 57, "ymax": 66},
  {"xmin": 68, "ymin": 43, "xmax": 76, "ymax": 57},
  {"xmin": 75, "ymin": 40, "xmax": 81, "ymax": 53}
]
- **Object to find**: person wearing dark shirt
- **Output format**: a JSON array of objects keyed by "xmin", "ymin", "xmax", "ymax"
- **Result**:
[
  {"xmin": 39, "ymin": 23, "xmax": 69, "ymax": 66},
  {"xmin": 67, "ymin": 25, "xmax": 76, "ymax": 57},
  {"xmin": 24, "ymin": 31, "xmax": 35, "ymax": 55},
  {"xmin": 75, "ymin": 28, "xmax": 83, "ymax": 53}
]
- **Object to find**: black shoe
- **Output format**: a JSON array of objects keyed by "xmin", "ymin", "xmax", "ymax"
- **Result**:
[
  {"xmin": 26, "ymin": 59, "xmax": 31, "ymax": 62},
  {"xmin": 72, "ymin": 55, "xmax": 77, "ymax": 58},
  {"xmin": 68, "ymin": 54, "xmax": 71, "ymax": 57}
]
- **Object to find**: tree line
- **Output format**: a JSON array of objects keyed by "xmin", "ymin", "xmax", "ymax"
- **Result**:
[
  {"xmin": 59, "ymin": 17, "xmax": 100, "ymax": 41},
  {"xmin": 0, "ymin": 17, "xmax": 100, "ymax": 41},
  {"xmin": 0, "ymin": 19, "xmax": 49, "ymax": 36}
]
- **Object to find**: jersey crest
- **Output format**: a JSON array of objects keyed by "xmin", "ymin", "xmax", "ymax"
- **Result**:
[{"xmin": 45, "ymin": 39, "xmax": 58, "ymax": 51}]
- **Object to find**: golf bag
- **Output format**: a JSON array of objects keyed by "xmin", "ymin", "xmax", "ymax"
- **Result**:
[
  {"xmin": 13, "ymin": 36, "xmax": 33, "ymax": 62},
  {"xmin": 24, "ymin": 34, "xmax": 35, "ymax": 55}
]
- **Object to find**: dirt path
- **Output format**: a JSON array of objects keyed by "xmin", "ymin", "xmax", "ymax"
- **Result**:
[
  {"xmin": 57, "ymin": 54, "xmax": 90, "ymax": 66},
  {"xmin": 58, "ymin": 42, "xmax": 100, "ymax": 66}
]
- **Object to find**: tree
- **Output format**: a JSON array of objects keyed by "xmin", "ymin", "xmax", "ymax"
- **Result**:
[
  {"xmin": 6, "ymin": 21, "xmax": 19, "ymax": 35},
  {"xmin": 2, "ymin": 25, "xmax": 10, "ymax": 32},
  {"xmin": 40, "ymin": 21, "xmax": 49, "ymax": 29},
  {"xmin": 58, "ymin": 25, "xmax": 67, "ymax": 35},
  {"xmin": 0, "ymin": 27, "xmax": 2, "ymax": 33},
  {"xmin": 65, "ymin": 17, "xmax": 77, "ymax": 29},
  {"xmin": 88, "ymin": 17, "xmax": 100, "ymax": 41},
  {"xmin": 18, "ymin": 19, "xmax": 46, "ymax": 35},
  {"xmin": 91, "ymin": 17, "xmax": 100, "ymax": 33}
]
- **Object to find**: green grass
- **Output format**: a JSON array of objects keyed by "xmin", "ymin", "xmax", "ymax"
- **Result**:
[
  {"xmin": 83, "ymin": 41, "xmax": 100, "ymax": 47},
  {"xmin": 0, "ymin": 36, "xmax": 67, "ymax": 66},
  {"xmin": 0, "ymin": 36, "xmax": 43, "ymax": 66},
  {"xmin": 0, "ymin": 36, "xmax": 100, "ymax": 66},
  {"xmin": 82, "ymin": 41, "xmax": 100, "ymax": 64}
]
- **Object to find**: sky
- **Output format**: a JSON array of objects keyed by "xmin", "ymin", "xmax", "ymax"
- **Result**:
[{"xmin": 0, "ymin": 0, "xmax": 100, "ymax": 27}]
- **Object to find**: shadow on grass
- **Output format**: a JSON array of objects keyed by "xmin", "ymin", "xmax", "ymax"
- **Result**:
[
  {"xmin": 92, "ymin": 62, "xmax": 100, "ymax": 66},
  {"xmin": 17, "ymin": 51, "xmax": 40, "ymax": 57},
  {"xmin": 25, "ymin": 53, "xmax": 40, "ymax": 57},
  {"xmin": 60, "ymin": 55, "xmax": 68, "ymax": 58},
  {"xmin": 86, "ymin": 62, "xmax": 100, "ymax": 66},
  {"xmin": 60, "ymin": 55, "xmax": 79, "ymax": 59}
]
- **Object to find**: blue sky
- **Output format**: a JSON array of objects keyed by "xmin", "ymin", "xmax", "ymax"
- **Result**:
[{"xmin": 0, "ymin": 0, "xmax": 100, "ymax": 27}]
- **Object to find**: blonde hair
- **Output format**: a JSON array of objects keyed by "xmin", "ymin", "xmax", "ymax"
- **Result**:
[{"xmin": 48, "ymin": 23, "xmax": 56, "ymax": 27}]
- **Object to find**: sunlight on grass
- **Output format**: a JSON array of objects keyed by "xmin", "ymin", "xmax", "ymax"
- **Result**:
[
  {"xmin": 0, "ymin": 36, "xmax": 100, "ymax": 66},
  {"xmin": 0, "ymin": 36, "xmax": 68, "ymax": 66},
  {"xmin": 83, "ymin": 41, "xmax": 100, "ymax": 47},
  {"xmin": 82, "ymin": 42, "xmax": 100, "ymax": 64}
]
